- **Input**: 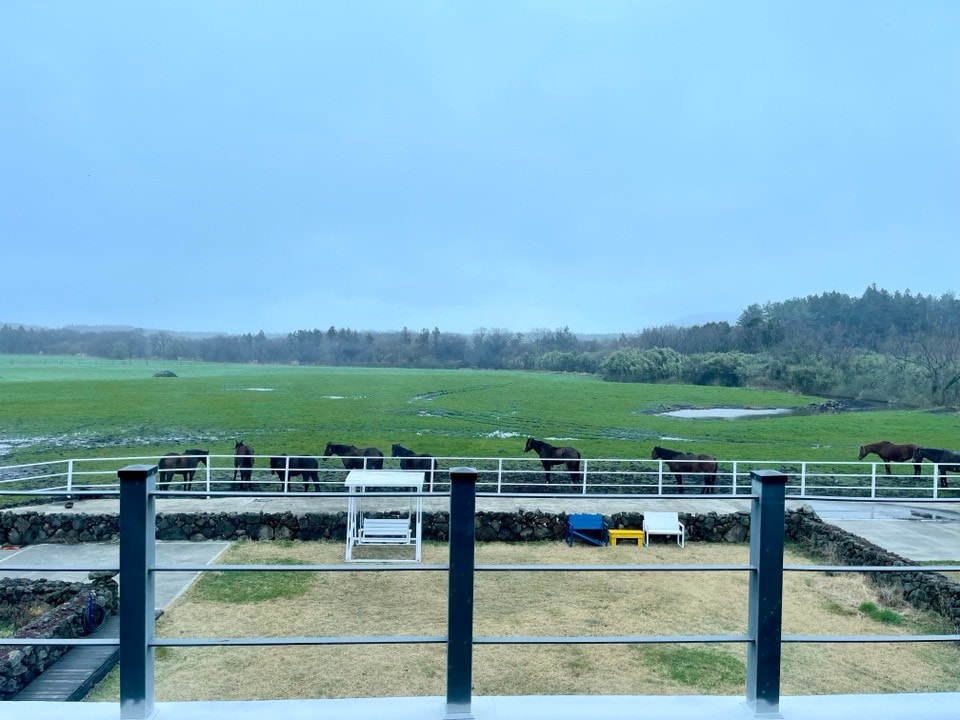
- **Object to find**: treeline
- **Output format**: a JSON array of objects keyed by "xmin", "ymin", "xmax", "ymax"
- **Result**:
[{"xmin": 3, "ymin": 286, "xmax": 959, "ymax": 407}]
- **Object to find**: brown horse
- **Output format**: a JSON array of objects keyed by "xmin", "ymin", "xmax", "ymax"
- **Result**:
[
  {"xmin": 650, "ymin": 445, "xmax": 718, "ymax": 494},
  {"xmin": 232, "ymin": 441, "xmax": 255, "ymax": 485},
  {"xmin": 324, "ymin": 442, "xmax": 384, "ymax": 470},
  {"xmin": 158, "ymin": 449, "xmax": 209, "ymax": 491},
  {"xmin": 857, "ymin": 441, "xmax": 920, "ymax": 476},
  {"xmin": 523, "ymin": 437, "xmax": 581, "ymax": 484},
  {"xmin": 390, "ymin": 443, "xmax": 437, "ymax": 491},
  {"xmin": 912, "ymin": 447, "xmax": 960, "ymax": 488}
]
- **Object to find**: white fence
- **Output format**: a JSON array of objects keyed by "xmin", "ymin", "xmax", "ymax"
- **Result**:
[{"xmin": 1, "ymin": 454, "xmax": 957, "ymax": 500}]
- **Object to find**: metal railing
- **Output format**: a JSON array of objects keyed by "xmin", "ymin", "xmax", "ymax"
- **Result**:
[
  {"xmin": 2, "ymin": 454, "xmax": 958, "ymax": 501},
  {"xmin": 3, "ymin": 465, "xmax": 960, "ymax": 718}
]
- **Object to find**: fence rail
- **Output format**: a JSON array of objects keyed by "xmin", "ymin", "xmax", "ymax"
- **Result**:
[
  {"xmin": 3, "ymin": 466, "xmax": 960, "ymax": 719},
  {"xmin": 1, "ymin": 454, "xmax": 958, "ymax": 500}
]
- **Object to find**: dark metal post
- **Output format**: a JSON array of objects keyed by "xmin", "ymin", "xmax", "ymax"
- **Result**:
[
  {"xmin": 745, "ymin": 469, "xmax": 787, "ymax": 718},
  {"xmin": 445, "ymin": 467, "xmax": 477, "ymax": 719},
  {"xmin": 118, "ymin": 464, "xmax": 158, "ymax": 719}
]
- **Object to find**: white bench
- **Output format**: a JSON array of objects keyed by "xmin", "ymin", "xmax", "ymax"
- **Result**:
[
  {"xmin": 358, "ymin": 518, "xmax": 413, "ymax": 544},
  {"xmin": 642, "ymin": 511, "xmax": 685, "ymax": 547}
]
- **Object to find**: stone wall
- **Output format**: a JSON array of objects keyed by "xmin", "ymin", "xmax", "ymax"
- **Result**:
[
  {"xmin": 1, "ymin": 508, "xmax": 750, "ymax": 545},
  {"xmin": 786, "ymin": 505, "xmax": 960, "ymax": 631},
  {"xmin": 0, "ymin": 575, "xmax": 119, "ymax": 699}
]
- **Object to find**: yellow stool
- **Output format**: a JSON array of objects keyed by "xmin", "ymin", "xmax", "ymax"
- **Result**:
[{"xmin": 608, "ymin": 529, "xmax": 644, "ymax": 546}]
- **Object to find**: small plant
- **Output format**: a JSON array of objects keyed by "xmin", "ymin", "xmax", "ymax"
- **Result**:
[{"xmin": 858, "ymin": 601, "xmax": 904, "ymax": 625}]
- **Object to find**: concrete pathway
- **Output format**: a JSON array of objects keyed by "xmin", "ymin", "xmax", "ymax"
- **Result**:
[{"xmin": 0, "ymin": 541, "xmax": 230, "ymax": 609}]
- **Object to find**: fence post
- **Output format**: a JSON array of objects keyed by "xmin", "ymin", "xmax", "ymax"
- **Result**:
[
  {"xmin": 118, "ymin": 463, "xmax": 158, "ymax": 720},
  {"xmin": 67, "ymin": 459, "xmax": 74, "ymax": 496},
  {"xmin": 445, "ymin": 467, "xmax": 477, "ymax": 720},
  {"xmin": 870, "ymin": 464, "xmax": 877, "ymax": 499},
  {"xmin": 581, "ymin": 459, "xmax": 588, "ymax": 494},
  {"xmin": 283, "ymin": 456, "xmax": 290, "ymax": 494},
  {"xmin": 745, "ymin": 469, "xmax": 786, "ymax": 718},
  {"xmin": 934, "ymin": 465, "xmax": 940, "ymax": 499},
  {"xmin": 657, "ymin": 460, "xmax": 663, "ymax": 495},
  {"xmin": 497, "ymin": 458, "xmax": 503, "ymax": 495},
  {"xmin": 731, "ymin": 461, "xmax": 738, "ymax": 495}
]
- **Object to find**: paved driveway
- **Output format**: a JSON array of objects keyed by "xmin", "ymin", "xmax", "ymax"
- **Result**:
[{"xmin": 0, "ymin": 541, "xmax": 230, "ymax": 609}]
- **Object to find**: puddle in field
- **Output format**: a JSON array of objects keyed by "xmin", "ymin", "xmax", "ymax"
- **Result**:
[
  {"xmin": 486, "ymin": 430, "xmax": 521, "ymax": 439},
  {"xmin": 660, "ymin": 407, "xmax": 793, "ymax": 419}
]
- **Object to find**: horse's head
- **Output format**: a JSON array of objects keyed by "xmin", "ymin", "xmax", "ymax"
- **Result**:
[
  {"xmin": 912, "ymin": 447, "xmax": 924, "ymax": 463},
  {"xmin": 523, "ymin": 437, "xmax": 535, "ymax": 453},
  {"xmin": 235, "ymin": 441, "xmax": 245, "ymax": 452},
  {"xmin": 324, "ymin": 442, "xmax": 334, "ymax": 456},
  {"xmin": 650, "ymin": 446, "xmax": 663, "ymax": 460},
  {"xmin": 391, "ymin": 444, "xmax": 404, "ymax": 456},
  {"xmin": 857, "ymin": 446, "xmax": 867, "ymax": 460}
]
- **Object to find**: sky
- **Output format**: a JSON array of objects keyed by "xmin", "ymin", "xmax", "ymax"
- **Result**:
[{"xmin": 1, "ymin": 2, "xmax": 957, "ymax": 336}]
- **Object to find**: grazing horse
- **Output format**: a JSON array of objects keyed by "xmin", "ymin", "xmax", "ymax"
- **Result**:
[
  {"xmin": 911, "ymin": 447, "xmax": 960, "ymax": 488},
  {"xmin": 650, "ymin": 445, "xmax": 718, "ymax": 494},
  {"xmin": 857, "ymin": 441, "xmax": 920, "ymax": 476},
  {"xmin": 523, "ymin": 437, "xmax": 581, "ymax": 484},
  {"xmin": 390, "ymin": 443, "xmax": 436, "ymax": 491},
  {"xmin": 324, "ymin": 442, "xmax": 385, "ymax": 470},
  {"xmin": 232, "ymin": 441, "xmax": 255, "ymax": 485},
  {"xmin": 269, "ymin": 454, "xmax": 320, "ymax": 492},
  {"xmin": 158, "ymin": 449, "xmax": 209, "ymax": 491}
]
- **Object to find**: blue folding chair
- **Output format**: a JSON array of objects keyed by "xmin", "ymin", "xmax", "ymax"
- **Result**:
[{"xmin": 565, "ymin": 513, "xmax": 609, "ymax": 547}]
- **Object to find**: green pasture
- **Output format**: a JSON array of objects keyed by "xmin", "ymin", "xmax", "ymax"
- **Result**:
[{"xmin": 1, "ymin": 354, "xmax": 959, "ymax": 469}]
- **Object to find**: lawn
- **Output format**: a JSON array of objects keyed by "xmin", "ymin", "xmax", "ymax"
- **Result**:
[{"xmin": 85, "ymin": 540, "xmax": 960, "ymax": 701}]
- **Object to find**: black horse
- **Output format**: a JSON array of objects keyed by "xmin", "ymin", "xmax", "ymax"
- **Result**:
[
  {"xmin": 912, "ymin": 447, "xmax": 960, "ymax": 488},
  {"xmin": 324, "ymin": 442, "xmax": 384, "ymax": 470},
  {"xmin": 390, "ymin": 443, "xmax": 436, "ymax": 491},
  {"xmin": 650, "ymin": 445, "xmax": 718, "ymax": 494},
  {"xmin": 158, "ymin": 449, "xmax": 209, "ymax": 491},
  {"xmin": 523, "ymin": 437, "xmax": 581, "ymax": 484},
  {"xmin": 269, "ymin": 454, "xmax": 320, "ymax": 492},
  {"xmin": 232, "ymin": 441, "xmax": 255, "ymax": 485}
]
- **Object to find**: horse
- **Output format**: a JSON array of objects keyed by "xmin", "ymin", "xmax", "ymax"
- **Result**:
[
  {"xmin": 269, "ymin": 454, "xmax": 320, "ymax": 492},
  {"xmin": 857, "ymin": 441, "xmax": 920, "ymax": 476},
  {"xmin": 650, "ymin": 445, "xmax": 718, "ymax": 494},
  {"xmin": 523, "ymin": 437, "xmax": 581, "ymax": 484},
  {"xmin": 232, "ymin": 441, "xmax": 255, "ymax": 485},
  {"xmin": 324, "ymin": 442, "xmax": 384, "ymax": 470},
  {"xmin": 158, "ymin": 449, "xmax": 209, "ymax": 491},
  {"xmin": 390, "ymin": 443, "xmax": 436, "ymax": 492},
  {"xmin": 911, "ymin": 447, "xmax": 960, "ymax": 488}
]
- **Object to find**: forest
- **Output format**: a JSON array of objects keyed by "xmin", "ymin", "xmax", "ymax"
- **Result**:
[{"xmin": 3, "ymin": 286, "xmax": 959, "ymax": 408}]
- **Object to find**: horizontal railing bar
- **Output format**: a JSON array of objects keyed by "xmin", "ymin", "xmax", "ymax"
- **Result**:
[
  {"xmin": 475, "ymin": 563, "xmax": 754, "ymax": 572},
  {"xmin": 783, "ymin": 634, "xmax": 960, "ymax": 643},
  {"xmin": 474, "ymin": 634, "xmax": 753, "ymax": 645},
  {"xmin": 151, "ymin": 563, "xmax": 448, "ymax": 572},
  {"xmin": 1, "ymin": 638, "xmax": 120, "ymax": 646},
  {"xmin": 153, "ymin": 635, "xmax": 447, "ymax": 647},
  {"xmin": 785, "ymin": 564, "xmax": 960, "ymax": 573},
  {"xmin": 0, "ymin": 565, "xmax": 119, "ymax": 572}
]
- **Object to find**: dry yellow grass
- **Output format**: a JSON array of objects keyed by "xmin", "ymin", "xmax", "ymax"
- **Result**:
[{"xmin": 87, "ymin": 540, "xmax": 960, "ymax": 701}]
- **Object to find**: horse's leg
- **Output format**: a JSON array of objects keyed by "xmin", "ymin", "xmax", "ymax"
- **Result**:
[
  {"xmin": 913, "ymin": 463, "xmax": 921, "ymax": 477},
  {"xmin": 884, "ymin": 462, "xmax": 892, "ymax": 476},
  {"xmin": 673, "ymin": 473, "xmax": 684, "ymax": 493}
]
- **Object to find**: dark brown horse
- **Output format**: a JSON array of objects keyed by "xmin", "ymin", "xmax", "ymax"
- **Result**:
[
  {"xmin": 391, "ymin": 443, "xmax": 436, "ymax": 492},
  {"xmin": 858, "ymin": 441, "xmax": 920, "ymax": 476},
  {"xmin": 912, "ymin": 447, "xmax": 960, "ymax": 488},
  {"xmin": 650, "ymin": 445, "xmax": 717, "ymax": 494},
  {"xmin": 158, "ymin": 449, "xmax": 209, "ymax": 491},
  {"xmin": 324, "ymin": 442, "xmax": 384, "ymax": 470},
  {"xmin": 232, "ymin": 441, "xmax": 255, "ymax": 485},
  {"xmin": 269, "ymin": 454, "xmax": 320, "ymax": 492},
  {"xmin": 523, "ymin": 437, "xmax": 581, "ymax": 484}
]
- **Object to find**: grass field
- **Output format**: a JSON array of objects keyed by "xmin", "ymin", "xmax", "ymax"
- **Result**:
[
  {"xmin": 2, "ymin": 354, "xmax": 959, "ymax": 484},
  {"xmin": 84, "ymin": 540, "xmax": 960, "ymax": 701}
]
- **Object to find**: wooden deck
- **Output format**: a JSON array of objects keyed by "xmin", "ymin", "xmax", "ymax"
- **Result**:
[{"xmin": 12, "ymin": 616, "xmax": 119, "ymax": 702}]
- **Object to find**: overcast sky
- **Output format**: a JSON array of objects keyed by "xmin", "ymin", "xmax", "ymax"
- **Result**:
[{"xmin": 1, "ymin": 2, "xmax": 957, "ymax": 336}]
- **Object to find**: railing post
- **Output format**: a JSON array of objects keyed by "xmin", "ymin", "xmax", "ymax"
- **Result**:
[
  {"xmin": 496, "ymin": 458, "xmax": 503, "ymax": 495},
  {"xmin": 445, "ymin": 467, "xmax": 477, "ymax": 720},
  {"xmin": 283, "ymin": 455, "xmax": 291, "ymax": 494},
  {"xmin": 581, "ymin": 459, "xmax": 588, "ymax": 494},
  {"xmin": 657, "ymin": 460, "xmax": 663, "ymax": 495},
  {"xmin": 67, "ymin": 459, "xmax": 74, "ymax": 496},
  {"xmin": 933, "ymin": 464, "xmax": 940, "ymax": 499},
  {"xmin": 118, "ymin": 463, "xmax": 158, "ymax": 720},
  {"xmin": 870, "ymin": 464, "xmax": 877, "ymax": 499},
  {"xmin": 800, "ymin": 462, "xmax": 806, "ymax": 497},
  {"xmin": 731, "ymin": 461, "xmax": 738, "ymax": 495},
  {"xmin": 745, "ymin": 469, "xmax": 786, "ymax": 718}
]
